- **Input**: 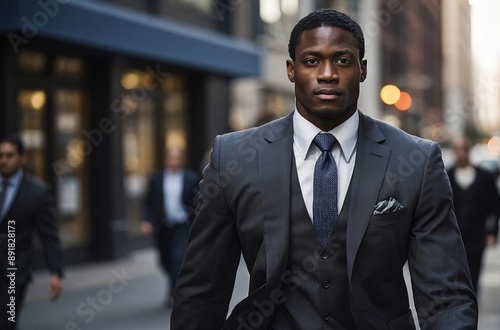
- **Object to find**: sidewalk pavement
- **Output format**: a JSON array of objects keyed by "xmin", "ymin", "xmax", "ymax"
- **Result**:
[
  {"xmin": 19, "ymin": 248, "xmax": 249, "ymax": 330},
  {"xmin": 478, "ymin": 243, "xmax": 500, "ymax": 329},
  {"xmin": 18, "ymin": 244, "xmax": 500, "ymax": 329}
]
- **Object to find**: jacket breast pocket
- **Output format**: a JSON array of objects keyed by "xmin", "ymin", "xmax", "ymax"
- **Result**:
[{"xmin": 369, "ymin": 207, "xmax": 408, "ymax": 226}]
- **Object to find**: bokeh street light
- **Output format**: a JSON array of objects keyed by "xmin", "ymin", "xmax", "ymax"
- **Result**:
[{"xmin": 380, "ymin": 84, "xmax": 400, "ymax": 105}]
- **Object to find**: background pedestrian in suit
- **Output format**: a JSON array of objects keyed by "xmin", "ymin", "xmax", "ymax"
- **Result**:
[
  {"xmin": 172, "ymin": 8, "xmax": 477, "ymax": 329},
  {"xmin": 0, "ymin": 134, "xmax": 63, "ymax": 330},
  {"xmin": 447, "ymin": 136, "xmax": 500, "ymax": 294},
  {"xmin": 141, "ymin": 147, "xmax": 199, "ymax": 308}
]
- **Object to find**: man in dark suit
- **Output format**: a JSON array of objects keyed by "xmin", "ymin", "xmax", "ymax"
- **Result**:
[
  {"xmin": 447, "ymin": 136, "xmax": 500, "ymax": 293},
  {"xmin": 142, "ymin": 147, "xmax": 199, "ymax": 308},
  {"xmin": 0, "ymin": 135, "xmax": 63, "ymax": 330},
  {"xmin": 172, "ymin": 9, "xmax": 477, "ymax": 329}
]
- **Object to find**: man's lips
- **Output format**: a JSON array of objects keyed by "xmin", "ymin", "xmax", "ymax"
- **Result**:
[{"xmin": 314, "ymin": 88, "xmax": 342, "ymax": 100}]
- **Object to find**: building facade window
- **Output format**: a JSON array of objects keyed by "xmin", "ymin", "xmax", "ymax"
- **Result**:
[
  {"xmin": 259, "ymin": 0, "xmax": 299, "ymax": 39},
  {"xmin": 18, "ymin": 90, "xmax": 47, "ymax": 180},
  {"xmin": 16, "ymin": 51, "xmax": 47, "ymax": 73}
]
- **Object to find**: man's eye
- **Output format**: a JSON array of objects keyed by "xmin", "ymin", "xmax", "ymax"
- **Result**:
[
  {"xmin": 336, "ymin": 58, "xmax": 351, "ymax": 65},
  {"xmin": 304, "ymin": 58, "xmax": 319, "ymax": 65}
]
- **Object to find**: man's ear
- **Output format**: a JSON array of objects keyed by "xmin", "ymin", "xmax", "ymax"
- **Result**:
[
  {"xmin": 286, "ymin": 59, "xmax": 295, "ymax": 83},
  {"xmin": 360, "ymin": 59, "xmax": 367, "ymax": 82}
]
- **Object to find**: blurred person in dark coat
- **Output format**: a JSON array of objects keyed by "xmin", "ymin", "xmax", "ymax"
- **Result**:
[
  {"xmin": 0, "ymin": 134, "xmax": 63, "ymax": 330},
  {"xmin": 447, "ymin": 136, "xmax": 500, "ymax": 293},
  {"xmin": 141, "ymin": 147, "xmax": 199, "ymax": 308}
]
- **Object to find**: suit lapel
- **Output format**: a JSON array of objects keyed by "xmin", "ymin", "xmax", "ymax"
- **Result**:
[
  {"xmin": 346, "ymin": 113, "xmax": 391, "ymax": 280},
  {"xmin": 258, "ymin": 113, "xmax": 294, "ymax": 286}
]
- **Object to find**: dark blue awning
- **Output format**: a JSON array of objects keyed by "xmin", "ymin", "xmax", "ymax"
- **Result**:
[{"xmin": 1, "ymin": 0, "xmax": 261, "ymax": 77}]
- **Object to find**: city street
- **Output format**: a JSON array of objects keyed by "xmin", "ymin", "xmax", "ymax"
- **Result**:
[{"xmin": 19, "ymin": 244, "xmax": 500, "ymax": 329}]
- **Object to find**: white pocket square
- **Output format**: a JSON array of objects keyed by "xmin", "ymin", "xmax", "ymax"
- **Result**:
[{"xmin": 373, "ymin": 197, "xmax": 404, "ymax": 215}]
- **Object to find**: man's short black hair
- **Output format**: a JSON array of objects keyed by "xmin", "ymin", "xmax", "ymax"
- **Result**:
[
  {"xmin": 0, "ymin": 134, "xmax": 25, "ymax": 154},
  {"xmin": 288, "ymin": 8, "xmax": 365, "ymax": 61}
]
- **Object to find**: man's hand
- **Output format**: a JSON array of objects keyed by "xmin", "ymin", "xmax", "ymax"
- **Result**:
[
  {"xmin": 49, "ymin": 274, "xmax": 61, "ymax": 300},
  {"xmin": 141, "ymin": 221, "xmax": 154, "ymax": 235},
  {"xmin": 485, "ymin": 234, "xmax": 497, "ymax": 247}
]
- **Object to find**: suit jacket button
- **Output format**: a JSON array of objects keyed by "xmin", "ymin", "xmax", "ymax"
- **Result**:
[
  {"xmin": 320, "ymin": 252, "xmax": 329, "ymax": 260},
  {"xmin": 322, "ymin": 312, "xmax": 331, "ymax": 321},
  {"xmin": 322, "ymin": 280, "xmax": 331, "ymax": 289}
]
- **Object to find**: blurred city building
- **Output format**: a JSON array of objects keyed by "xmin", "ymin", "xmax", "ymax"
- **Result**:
[
  {"xmin": 232, "ymin": 0, "xmax": 462, "ymax": 143},
  {"xmin": 442, "ymin": 0, "xmax": 474, "ymax": 140},
  {"xmin": 370, "ymin": 0, "xmax": 445, "ymax": 138},
  {"xmin": 0, "ymin": 0, "xmax": 261, "ymax": 264}
]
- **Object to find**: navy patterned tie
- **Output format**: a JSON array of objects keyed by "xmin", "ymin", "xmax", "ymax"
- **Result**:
[{"xmin": 313, "ymin": 133, "xmax": 338, "ymax": 244}]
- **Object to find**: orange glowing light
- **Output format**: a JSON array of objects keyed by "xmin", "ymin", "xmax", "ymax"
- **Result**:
[{"xmin": 394, "ymin": 91, "xmax": 412, "ymax": 111}]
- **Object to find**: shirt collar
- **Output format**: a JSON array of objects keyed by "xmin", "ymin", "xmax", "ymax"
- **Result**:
[
  {"xmin": 293, "ymin": 109, "xmax": 359, "ymax": 162},
  {"xmin": 164, "ymin": 169, "xmax": 184, "ymax": 177},
  {"xmin": 1, "ymin": 169, "xmax": 23, "ymax": 188}
]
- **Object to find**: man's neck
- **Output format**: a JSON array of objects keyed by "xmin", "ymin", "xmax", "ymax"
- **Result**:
[{"xmin": 1, "ymin": 168, "xmax": 23, "ymax": 180}]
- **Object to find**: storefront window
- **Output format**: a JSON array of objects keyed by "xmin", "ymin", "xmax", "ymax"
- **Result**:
[
  {"xmin": 17, "ymin": 51, "xmax": 47, "ymax": 73},
  {"xmin": 122, "ymin": 95, "xmax": 155, "ymax": 233},
  {"xmin": 16, "ymin": 49, "xmax": 89, "ymax": 248},
  {"xmin": 18, "ymin": 90, "xmax": 47, "ymax": 179},
  {"xmin": 162, "ymin": 74, "xmax": 188, "ymax": 149},
  {"xmin": 55, "ymin": 56, "xmax": 85, "ymax": 79},
  {"xmin": 53, "ymin": 89, "xmax": 90, "ymax": 246},
  {"xmin": 121, "ymin": 68, "xmax": 188, "ymax": 233}
]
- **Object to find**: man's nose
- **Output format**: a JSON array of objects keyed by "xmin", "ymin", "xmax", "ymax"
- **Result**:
[{"xmin": 317, "ymin": 62, "xmax": 338, "ymax": 82}]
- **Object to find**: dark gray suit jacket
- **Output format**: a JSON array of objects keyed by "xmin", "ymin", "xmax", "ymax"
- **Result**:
[
  {"xmin": 0, "ymin": 173, "xmax": 63, "ymax": 284},
  {"xmin": 142, "ymin": 169, "xmax": 201, "ymax": 231},
  {"xmin": 172, "ymin": 112, "xmax": 477, "ymax": 329}
]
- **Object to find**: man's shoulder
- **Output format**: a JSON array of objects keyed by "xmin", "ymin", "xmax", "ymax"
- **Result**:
[
  {"xmin": 364, "ymin": 114, "xmax": 434, "ymax": 149},
  {"xmin": 218, "ymin": 114, "xmax": 293, "ymax": 146},
  {"xmin": 474, "ymin": 165, "xmax": 497, "ymax": 181},
  {"xmin": 21, "ymin": 174, "xmax": 51, "ymax": 193}
]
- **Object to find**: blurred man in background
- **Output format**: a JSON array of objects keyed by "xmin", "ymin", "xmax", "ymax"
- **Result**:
[
  {"xmin": 447, "ymin": 136, "xmax": 500, "ymax": 293},
  {"xmin": 141, "ymin": 147, "xmax": 199, "ymax": 308},
  {"xmin": 0, "ymin": 134, "xmax": 63, "ymax": 330}
]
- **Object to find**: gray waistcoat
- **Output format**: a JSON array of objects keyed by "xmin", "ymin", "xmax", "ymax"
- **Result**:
[{"xmin": 270, "ymin": 160, "xmax": 357, "ymax": 329}]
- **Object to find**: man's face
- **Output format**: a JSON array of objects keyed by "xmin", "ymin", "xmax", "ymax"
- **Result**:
[
  {"xmin": 452, "ymin": 139, "xmax": 470, "ymax": 168},
  {"xmin": 287, "ymin": 26, "xmax": 367, "ymax": 131},
  {"xmin": 0, "ymin": 142, "xmax": 25, "ymax": 178},
  {"xmin": 165, "ymin": 148, "xmax": 185, "ymax": 172}
]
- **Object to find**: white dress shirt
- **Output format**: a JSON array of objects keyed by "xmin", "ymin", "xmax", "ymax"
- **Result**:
[
  {"xmin": 454, "ymin": 165, "xmax": 476, "ymax": 190},
  {"xmin": 163, "ymin": 170, "xmax": 188, "ymax": 225},
  {"xmin": 293, "ymin": 109, "xmax": 359, "ymax": 222}
]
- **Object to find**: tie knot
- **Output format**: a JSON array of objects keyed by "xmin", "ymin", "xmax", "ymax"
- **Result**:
[{"xmin": 313, "ymin": 133, "xmax": 337, "ymax": 152}]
